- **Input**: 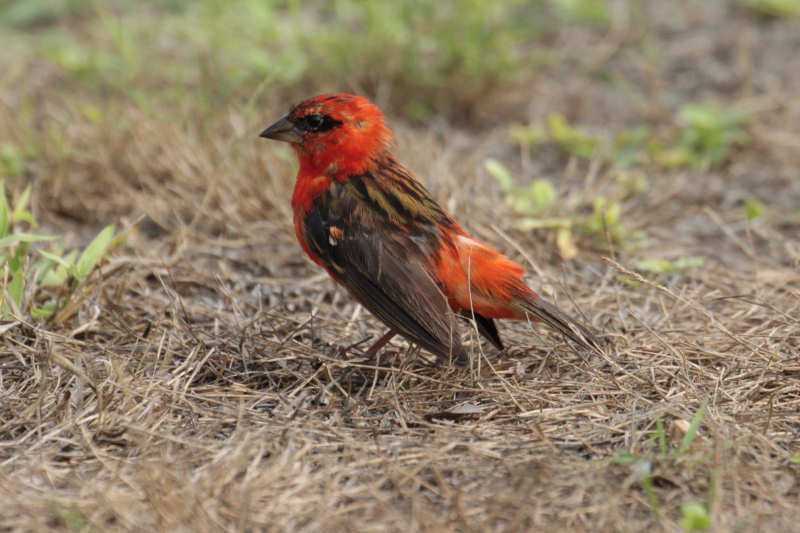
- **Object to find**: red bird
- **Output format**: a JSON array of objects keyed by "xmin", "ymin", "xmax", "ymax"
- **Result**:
[{"xmin": 261, "ymin": 94, "xmax": 599, "ymax": 363}]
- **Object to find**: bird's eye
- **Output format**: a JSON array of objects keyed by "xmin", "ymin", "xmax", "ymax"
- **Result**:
[
  {"xmin": 297, "ymin": 113, "xmax": 341, "ymax": 133},
  {"xmin": 305, "ymin": 114, "xmax": 325, "ymax": 130}
]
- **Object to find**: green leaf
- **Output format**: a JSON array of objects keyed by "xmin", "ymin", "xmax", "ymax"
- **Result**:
[
  {"xmin": 39, "ymin": 268, "xmax": 67, "ymax": 287},
  {"xmin": 552, "ymin": 0, "xmax": 610, "ymax": 24},
  {"xmin": 675, "ymin": 104, "xmax": 748, "ymax": 169},
  {"xmin": 31, "ymin": 301, "xmax": 57, "ymax": 319},
  {"xmin": 556, "ymin": 226, "xmax": 577, "ymax": 259},
  {"xmin": 529, "ymin": 179, "xmax": 555, "ymax": 211},
  {"xmin": 636, "ymin": 258, "xmax": 674, "ymax": 273},
  {"xmin": 674, "ymin": 399, "xmax": 707, "ymax": 457},
  {"xmin": 0, "ymin": 233, "xmax": 58, "ymax": 248},
  {"xmin": 74, "ymin": 224, "xmax": 115, "ymax": 280},
  {"xmin": 605, "ymin": 202, "xmax": 621, "ymax": 225},
  {"xmin": 744, "ymin": 0, "xmax": 800, "ymax": 18},
  {"xmin": 592, "ymin": 196, "xmax": 606, "ymax": 215},
  {"xmin": 616, "ymin": 274, "xmax": 642, "ymax": 288},
  {"xmin": 0, "ymin": 144, "xmax": 24, "ymax": 177},
  {"xmin": 547, "ymin": 112, "xmax": 599, "ymax": 159},
  {"xmin": 611, "ymin": 451, "xmax": 639, "ymax": 465},
  {"xmin": 50, "ymin": 502, "xmax": 90, "ymax": 532},
  {"xmin": 36, "ymin": 248, "xmax": 74, "ymax": 270},
  {"xmin": 636, "ymin": 257, "xmax": 706, "ymax": 273},
  {"xmin": 613, "ymin": 128, "xmax": 651, "ymax": 167},
  {"xmin": 789, "ymin": 453, "xmax": 800, "ymax": 464},
  {"xmin": 11, "ymin": 184, "xmax": 36, "ymax": 227},
  {"xmin": 744, "ymin": 197, "xmax": 765, "ymax": 221},
  {"xmin": 405, "ymin": 100, "xmax": 432, "ymax": 121},
  {"xmin": 672, "ymin": 257, "xmax": 706, "ymax": 270},
  {"xmin": 62, "ymin": 249, "xmax": 79, "ymax": 266},
  {"xmin": 679, "ymin": 105, "xmax": 718, "ymax": 130},
  {"xmin": 678, "ymin": 502, "xmax": 711, "ymax": 531},
  {"xmin": 41, "ymin": 249, "xmax": 77, "ymax": 287},
  {"xmin": 510, "ymin": 196, "xmax": 534, "ymax": 213},
  {"xmin": 80, "ymin": 103, "xmax": 105, "ymax": 124},
  {"xmin": 12, "ymin": 210, "xmax": 36, "ymax": 227},
  {"xmin": 0, "ymin": 181, "xmax": 8, "ymax": 238},
  {"xmin": 509, "ymin": 124, "xmax": 546, "ymax": 148},
  {"xmin": 7, "ymin": 267, "xmax": 25, "ymax": 307},
  {"xmin": 650, "ymin": 144, "xmax": 694, "ymax": 169},
  {"xmin": 614, "ymin": 170, "xmax": 649, "ymax": 195},
  {"xmin": 655, "ymin": 417, "xmax": 667, "ymax": 457},
  {"xmin": 484, "ymin": 159, "xmax": 515, "ymax": 192}
]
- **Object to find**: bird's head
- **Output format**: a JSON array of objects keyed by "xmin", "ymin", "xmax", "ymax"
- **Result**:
[{"xmin": 260, "ymin": 94, "xmax": 393, "ymax": 177}]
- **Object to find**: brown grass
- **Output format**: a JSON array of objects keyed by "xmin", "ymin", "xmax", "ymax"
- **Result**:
[{"xmin": 2, "ymin": 2, "xmax": 800, "ymax": 532}]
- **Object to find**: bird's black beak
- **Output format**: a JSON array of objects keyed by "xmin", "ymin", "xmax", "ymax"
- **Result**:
[{"xmin": 259, "ymin": 114, "xmax": 302, "ymax": 143}]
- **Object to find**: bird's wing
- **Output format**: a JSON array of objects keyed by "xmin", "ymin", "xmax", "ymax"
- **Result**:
[{"xmin": 300, "ymin": 179, "xmax": 466, "ymax": 362}]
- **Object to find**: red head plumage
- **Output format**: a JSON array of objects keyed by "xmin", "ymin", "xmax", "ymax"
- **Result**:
[{"xmin": 261, "ymin": 94, "xmax": 393, "ymax": 179}]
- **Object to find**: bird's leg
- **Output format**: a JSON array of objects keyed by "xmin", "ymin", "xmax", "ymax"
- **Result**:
[
  {"xmin": 363, "ymin": 329, "xmax": 397, "ymax": 359},
  {"xmin": 322, "ymin": 330, "xmax": 397, "ymax": 399},
  {"xmin": 332, "ymin": 330, "xmax": 397, "ymax": 360}
]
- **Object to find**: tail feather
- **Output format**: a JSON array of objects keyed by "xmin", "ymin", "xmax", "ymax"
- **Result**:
[{"xmin": 517, "ymin": 293, "xmax": 602, "ymax": 352}]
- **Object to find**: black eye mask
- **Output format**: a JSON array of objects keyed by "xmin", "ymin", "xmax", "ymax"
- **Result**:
[{"xmin": 296, "ymin": 113, "xmax": 342, "ymax": 133}]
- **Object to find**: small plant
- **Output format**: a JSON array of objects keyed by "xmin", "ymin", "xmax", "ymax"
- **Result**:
[
  {"xmin": 612, "ymin": 401, "xmax": 712, "ymax": 531},
  {"xmin": 1, "ymin": 181, "xmax": 54, "ymax": 318},
  {"xmin": 485, "ymin": 160, "xmax": 642, "ymax": 257},
  {"xmin": 744, "ymin": 0, "xmax": 800, "ymax": 18},
  {"xmin": 0, "ymin": 143, "xmax": 25, "ymax": 176},
  {"xmin": 512, "ymin": 104, "xmax": 749, "ymax": 172},
  {"xmin": 0, "ymin": 181, "xmax": 119, "ymax": 322},
  {"xmin": 550, "ymin": 0, "xmax": 610, "ymax": 25},
  {"xmin": 50, "ymin": 502, "xmax": 90, "ymax": 532},
  {"xmin": 743, "ymin": 196, "xmax": 765, "ymax": 221},
  {"xmin": 546, "ymin": 113, "xmax": 600, "ymax": 159},
  {"xmin": 612, "ymin": 127, "xmax": 651, "ymax": 168},
  {"xmin": 511, "ymin": 119, "xmax": 650, "ymax": 169},
  {"xmin": 485, "ymin": 158, "xmax": 556, "ymax": 215},
  {"xmin": 651, "ymin": 104, "xmax": 749, "ymax": 170},
  {"xmin": 612, "ymin": 450, "xmax": 663, "ymax": 522},
  {"xmin": 678, "ymin": 502, "xmax": 712, "ymax": 532},
  {"xmin": 510, "ymin": 113, "xmax": 601, "ymax": 161},
  {"xmin": 635, "ymin": 257, "xmax": 705, "ymax": 274},
  {"xmin": 584, "ymin": 196, "xmax": 624, "ymax": 242}
]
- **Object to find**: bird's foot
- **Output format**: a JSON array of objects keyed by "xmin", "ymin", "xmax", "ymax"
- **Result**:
[{"xmin": 326, "ymin": 330, "xmax": 398, "ymax": 365}]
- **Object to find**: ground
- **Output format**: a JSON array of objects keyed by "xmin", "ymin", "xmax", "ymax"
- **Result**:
[{"xmin": 0, "ymin": 1, "xmax": 799, "ymax": 532}]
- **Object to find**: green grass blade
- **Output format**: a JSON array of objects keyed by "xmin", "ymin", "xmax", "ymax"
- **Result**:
[
  {"xmin": 7, "ymin": 267, "xmax": 24, "ymax": 307},
  {"xmin": 484, "ymin": 159, "xmax": 514, "ymax": 192},
  {"xmin": 11, "ymin": 184, "xmax": 33, "ymax": 224},
  {"xmin": 74, "ymin": 224, "xmax": 115, "ymax": 280},
  {"xmin": 655, "ymin": 417, "xmax": 667, "ymax": 457},
  {"xmin": 0, "ymin": 181, "xmax": 9, "ymax": 238},
  {"xmin": 0, "ymin": 233, "xmax": 58, "ymax": 248},
  {"xmin": 674, "ymin": 399, "xmax": 708, "ymax": 457},
  {"xmin": 36, "ymin": 248, "xmax": 74, "ymax": 270}
]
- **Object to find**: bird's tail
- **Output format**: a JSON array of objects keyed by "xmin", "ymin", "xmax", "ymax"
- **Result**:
[{"xmin": 516, "ymin": 291, "xmax": 602, "ymax": 352}]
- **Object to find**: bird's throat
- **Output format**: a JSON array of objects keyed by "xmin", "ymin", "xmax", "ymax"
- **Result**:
[{"xmin": 291, "ymin": 170, "xmax": 332, "ymax": 214}]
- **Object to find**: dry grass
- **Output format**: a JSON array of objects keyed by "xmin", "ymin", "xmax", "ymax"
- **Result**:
[{"xmin": 2, "ymin": 2, "xmax": 800, "ymax": 532}]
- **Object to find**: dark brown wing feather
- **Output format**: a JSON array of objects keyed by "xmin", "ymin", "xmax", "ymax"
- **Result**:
[
  {"xmin": 459, "ymin": 311, "xmax": 503, "ymax": 350},
  {"xmin": 517, "ymin": 293, "xmax": 601, "ymax": 352},
  {"xmin": 301, "ymin": 173, "xmax": 466, "ymax": 362}
]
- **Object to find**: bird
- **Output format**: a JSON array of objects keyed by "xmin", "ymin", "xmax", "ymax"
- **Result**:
[{"xmin": 260, "ymin": 94, "xmax": 600, "ymax": 364}]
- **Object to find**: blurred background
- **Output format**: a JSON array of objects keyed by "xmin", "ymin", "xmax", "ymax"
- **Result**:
[{"xmin": 1, "ymin": 0, "xmax": 798, "ymax": 256}]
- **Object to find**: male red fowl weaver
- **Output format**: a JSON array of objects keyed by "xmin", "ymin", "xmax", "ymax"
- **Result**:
[{"xmin": 260, "ymin": 94, "xmax": 600, "ymax": 363}]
